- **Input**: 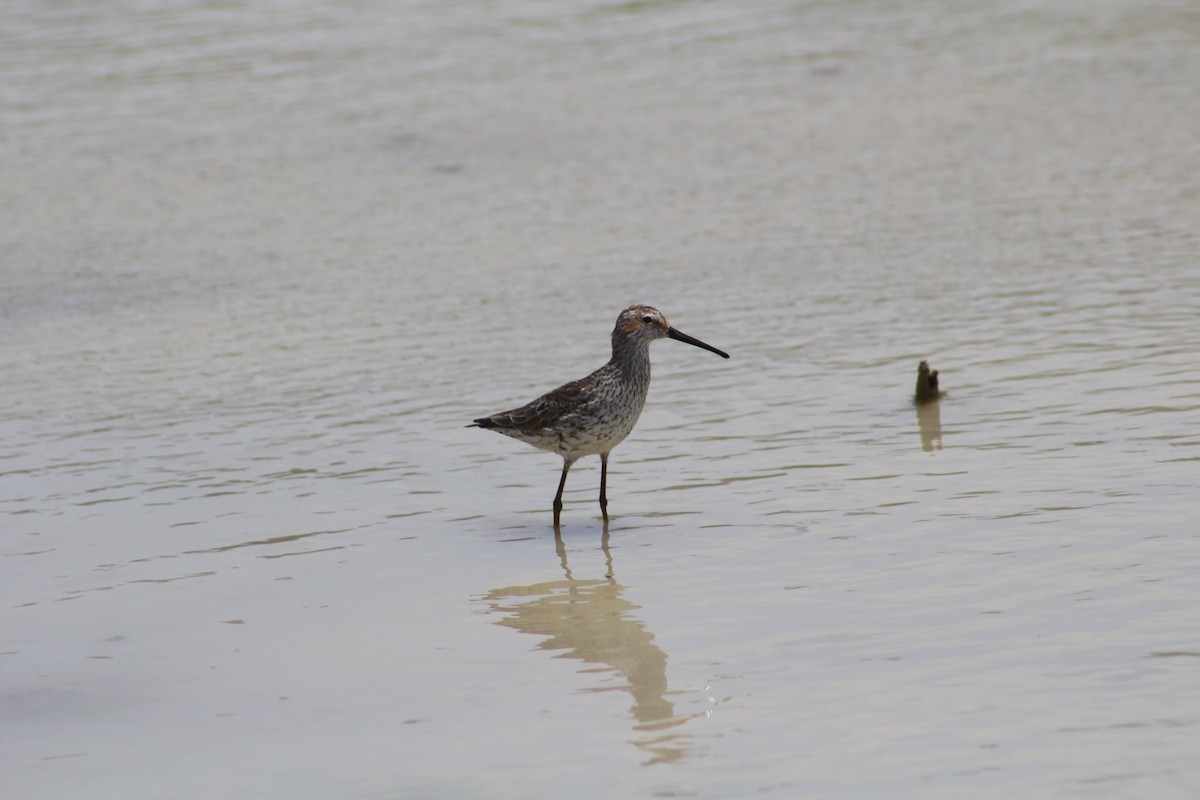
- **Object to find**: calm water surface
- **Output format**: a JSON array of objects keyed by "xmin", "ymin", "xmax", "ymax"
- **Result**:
[{"xmin": 3, "ymin": 1, "xmax": 1198, "ymax": 798}]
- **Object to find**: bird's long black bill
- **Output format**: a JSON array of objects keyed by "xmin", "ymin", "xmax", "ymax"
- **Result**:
[{"xmin": 668, "ymin": 327, "xmax": 730, "ymax": 358}]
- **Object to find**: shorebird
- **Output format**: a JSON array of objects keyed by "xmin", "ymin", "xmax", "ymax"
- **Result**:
[{"xmin": 470, "ymin": 305, "xmax": 729, "ymax": 527}]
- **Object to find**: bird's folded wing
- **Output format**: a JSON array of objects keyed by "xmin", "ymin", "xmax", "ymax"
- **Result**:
[{"xmin": 488, "ymin": 377, "xmax": 595, "ymax": 432}]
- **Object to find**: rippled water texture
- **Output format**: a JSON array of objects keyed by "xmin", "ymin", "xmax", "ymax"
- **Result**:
[{"xmin": 3, "ymin": 1, "xmax": 1198, "ymax": 798}]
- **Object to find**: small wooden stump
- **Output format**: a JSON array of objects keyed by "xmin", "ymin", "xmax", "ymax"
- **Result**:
[{"xmin": 915, "ymin": 360, "xmax": 942, "ymax": 404}]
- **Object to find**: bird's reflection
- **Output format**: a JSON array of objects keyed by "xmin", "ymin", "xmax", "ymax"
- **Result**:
[
  {"xmin": 917, "ymin": 399, "xmax": 943, "ymax": 451},
  {"xmin": 482, "ymin": 527, "xmax": 690, "ymax": 764}
]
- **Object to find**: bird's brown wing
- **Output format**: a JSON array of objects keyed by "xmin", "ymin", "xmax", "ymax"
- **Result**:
[{"xmin": 473, "ymin": 376, "xmax": 597, "ymax": 434}]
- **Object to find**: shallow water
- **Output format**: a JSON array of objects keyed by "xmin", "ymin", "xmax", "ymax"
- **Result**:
[{"xmin": 3, "ymin": 1, "xmax": 1199, "ymax": 798}]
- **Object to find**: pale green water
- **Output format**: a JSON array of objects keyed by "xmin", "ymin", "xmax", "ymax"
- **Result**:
[{"xmin": 3, "ymin": 1, "xmax": 1199, "ymax": 798}]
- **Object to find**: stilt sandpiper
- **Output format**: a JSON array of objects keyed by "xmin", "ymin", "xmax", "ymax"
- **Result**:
[{"xmin": 470, "ymin": 305, "xmax": 729, "ymax": 527}]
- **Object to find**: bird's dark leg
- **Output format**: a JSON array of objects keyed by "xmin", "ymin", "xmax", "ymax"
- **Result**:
[
  {"xmin": 599, "ymin": 452, "xmax": 609, "ymax": 521},
  {"xmin": 553, "ymin": 459, "xmax": 572, "ymax": 528}
]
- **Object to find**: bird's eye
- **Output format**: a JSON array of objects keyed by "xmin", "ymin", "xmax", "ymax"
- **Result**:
[{"xmin": 642, "ymin": 315, "xmax": 654, "ymax": 324}]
